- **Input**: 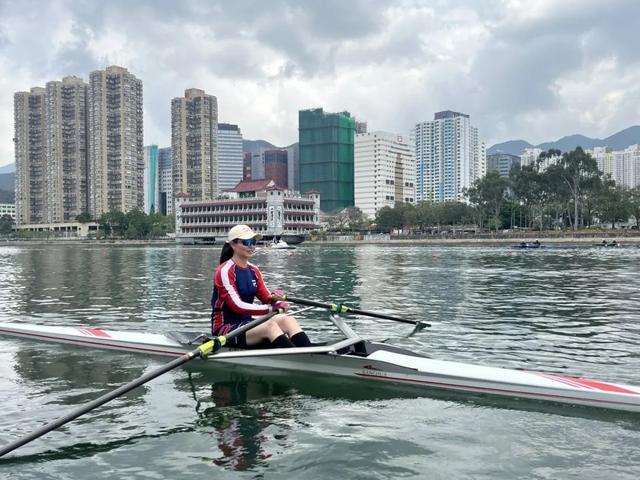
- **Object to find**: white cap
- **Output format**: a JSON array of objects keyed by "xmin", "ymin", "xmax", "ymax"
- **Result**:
[{"xmin": 227, "ymin": 224, "xmax": 261, "ymax": 242}]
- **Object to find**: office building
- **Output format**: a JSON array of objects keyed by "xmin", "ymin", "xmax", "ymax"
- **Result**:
[
  {"xmin": 243, "ymin": 152, "xmax": 252, "ymax": 181},
  {"xmin": 171, "ymin": 88, "xmax": 218, "ymax": 201},
  {"xmin": 144, "ymin": 145, "xmax": 160, "ymax": 213},
  {"xmin": 487, "ymin": 153, "xmax": 520, "ymax": 178},
  {"xmin": 88, "ymin": 65, "xmax": 144, "ymax": 217},
  {"xmin": 285, "ymin": 143, "xmax": 299, "ymax": 191},
  {"xmin": 158, "ymin": 147, "xmax": 172, "ymax": 215},
  {"xmin": 414, "ymin": 110, "xmax": 486, "ymax": 202},
  {"xmin": 251, "ymin": 151, "xmax": 265, "ymax": 180},
  {"xmin": 299, "ymin": 108, "xmax": 355, "ymax": 212},
  {"xmin": 355, "ymin": 131, "xmax": 415, "ymax": 218},
  {"xmin": 217, "ymin": 123, "xmax": 243, "ymax": 191},
  {"xmin": 264, "ymin": 149, "xmax": 288, "ymax": 188}
]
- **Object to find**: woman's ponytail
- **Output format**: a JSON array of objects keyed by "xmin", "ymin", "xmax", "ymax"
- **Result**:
[{"xmin": 219, "ymin": 242, "xmax": 234, "ymax": 264}]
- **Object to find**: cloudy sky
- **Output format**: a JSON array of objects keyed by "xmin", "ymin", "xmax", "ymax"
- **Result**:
[{"xmin": 1, "ymin": 0, "xmax": 639, "ymax": 167}]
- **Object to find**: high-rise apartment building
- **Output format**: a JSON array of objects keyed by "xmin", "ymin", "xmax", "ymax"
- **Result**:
[
  {"xmin": 520, "ymin": 147, "xmax": 558, "ymax": 171},
  {"xmin": 14, "ymin": 87, "xmax": 46, "ymax": 225},
  {"xmin": 613, "ymin": 144, "xmax": 640, "ymax": 188},
  {"xmin": 158, "ymin": 147, "xmax": 172, "ymax": 215},
  {"xmin": 217, "ymin": 123, "xmax": 243, "ymax": 191},
  {"xmin": 171, "ymin": 88, "xmax": 218, "ymax": 200},
  {"xmin": 520, "ymin": 148, "xmax": 542, "ymax": 168},
  {"xmin": 299, "ymin": 108, "xmax": 355, "ymax": 212},
  {"xmin": 44, "ymin": 76, "xmax": 88, "ymax": 223},
  {"xmin": 264, "ymin": 149, "xmax": 288, "ymax": 188},
  {"xmin": 144, "ymin": 145, "xmax": 160, "ymax": 213},
  {"xmin": 355, "ymin": 131, "xmax": 415, "ymax": 219},
  {"xmin": 88, "ymin": 65, "xmax": 144, "ymax": 217},
  {"xmin": 587, "ymin": 147, "xmax": 615, "ymax": 179},
  {"xmin": 414, "ymin": 111, "xmax": 486, "ymax": 202}
]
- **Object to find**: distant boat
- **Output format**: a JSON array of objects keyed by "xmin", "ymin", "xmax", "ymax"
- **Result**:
[
  {"xmin": 269, "ymin": 239, "xmax": 296, "ymax": 250},
  {"xmin": 513, "ymin": 241, "xmax": 542, "ymax": 249},
  {"xmin": 595, "ymin": 241, "xmax": 621, "ymax": 248}
]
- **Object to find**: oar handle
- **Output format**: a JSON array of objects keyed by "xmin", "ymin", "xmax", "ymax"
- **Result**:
[{"xmin": 285, "ymin": 296, "xmax": 428, "ymax": 327}]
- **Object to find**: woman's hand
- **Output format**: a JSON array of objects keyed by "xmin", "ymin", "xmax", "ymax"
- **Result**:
[
  {"xmin": 270, "ymin": 288, "xmax": 286, "ymax": 301},
  {"xmin": 272, "ymin": 300, "xmax": 290, "ymax": 313}
]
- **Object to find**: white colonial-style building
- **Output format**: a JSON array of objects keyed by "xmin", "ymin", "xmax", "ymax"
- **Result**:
[
  {"xmin": 0, "ymin": 203, "xmax": 16, "ymax": 219},
  {"xmin": 175, "ymin": 179, "xmax": 320, "ymax": 244}
]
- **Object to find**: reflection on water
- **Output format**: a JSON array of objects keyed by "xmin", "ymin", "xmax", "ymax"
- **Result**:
[{"xmin": 2, "ymin": 244, "xmax": 640, "ymax": 478}]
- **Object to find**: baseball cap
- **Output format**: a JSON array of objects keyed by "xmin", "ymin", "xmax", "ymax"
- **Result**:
[{"xmin": 227, "ymin": 224, "xmax": 261, "ymax": 242}]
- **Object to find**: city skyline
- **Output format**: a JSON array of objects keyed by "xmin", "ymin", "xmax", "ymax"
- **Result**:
[{"xmin": 2, "ymin": 0, "xmax": 640, "ymax": 167}]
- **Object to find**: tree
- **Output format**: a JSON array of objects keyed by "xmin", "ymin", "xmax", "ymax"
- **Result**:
[
  {"xmin": 594, "ymin": 181, "xmax": 630, "ymax": 228},
  {"xmin": 343, "ymin": 207, "xmax": 367, "ymax": 230},
  {"xmin": 374, "ymin": 205, "xmax": 409, "ymax": 232},
  {"xmin": 466, "ymin": 171, "xmax": 509, "ymax": 231},
  {"xmin": 0, "ymin": 214, "xmax": 13, "ymax": 235},
  {"xmin": 76, "ymin": 212, "xmax": 93, "ymax": 223},
  {"xmin": 510, "ymin": 164, "xmax": 543, "ymax": 229},
  {"xmin": 98, "ymin": 210, "xmax": 127, "ymax": 238},
  {"xmin": 627, "ymin": 187, "xmax": 640, "ymax": 229},
  {"xmin": 408, "ymin": 201, "xmax": 437, "ymax": 231},
  {"xmin": 550, "ymin": 147, "xmax": 600, "ymax": 230}
]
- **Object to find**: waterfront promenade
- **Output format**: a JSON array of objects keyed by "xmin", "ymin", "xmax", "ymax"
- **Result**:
[{"xmin": 2, "ymin": 230, "xmax": 640, "ymax": 247}]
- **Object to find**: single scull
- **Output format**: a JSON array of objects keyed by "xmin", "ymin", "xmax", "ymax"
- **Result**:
[{"xmin": 1, "ymin": 315, "xmax": 639, "ymax": 413}]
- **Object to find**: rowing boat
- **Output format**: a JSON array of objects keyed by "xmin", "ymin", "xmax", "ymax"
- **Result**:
[{"xmin": 1, "ymin": 315, "xmax": 639, "ymax": 413}]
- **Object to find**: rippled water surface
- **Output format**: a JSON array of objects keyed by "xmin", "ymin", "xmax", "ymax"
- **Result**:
[{"xmin": 1, "ymin": 244, "xmax": 640, "ymax": 479}]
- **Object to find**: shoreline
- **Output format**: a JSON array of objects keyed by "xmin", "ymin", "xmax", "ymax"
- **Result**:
[
  {"xmin": 1, "ymin": 236, "xmax": 638, "ymax": 247},
  {"xmin": 0, "ymin": 238, "xmax": 176, "ymax": 246},
  {"xmin": 306, "ymin": 236, "xmax": 639, "ymax": 246}
]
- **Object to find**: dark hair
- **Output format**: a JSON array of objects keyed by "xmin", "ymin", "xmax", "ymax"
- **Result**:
[{"xmin": 219, "ymin": 242, "xmax": 235, "ymax": 264}]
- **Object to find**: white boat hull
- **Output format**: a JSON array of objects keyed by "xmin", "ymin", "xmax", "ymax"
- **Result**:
[{"xmin": 1, "ymin": 322, "xmax": 640, "ymax": 413}]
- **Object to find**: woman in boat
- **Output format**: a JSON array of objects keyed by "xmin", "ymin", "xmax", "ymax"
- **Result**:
[{"xmin": 211, "ymin": 224, "xmax": 312, "ymax": 349}]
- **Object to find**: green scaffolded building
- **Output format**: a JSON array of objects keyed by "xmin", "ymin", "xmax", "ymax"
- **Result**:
[{"xmin": 299, "ymin": 108, "xmax": 355, "ymax": 213}]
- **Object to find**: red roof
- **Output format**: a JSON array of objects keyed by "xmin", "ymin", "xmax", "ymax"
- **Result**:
[{"xmin": 226, "ymin": 179, "xmax": 275, "ymax": 193}]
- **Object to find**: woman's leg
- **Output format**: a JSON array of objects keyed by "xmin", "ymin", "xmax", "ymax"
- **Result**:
[
  {"xmin": 273, "ymin": 315, "xmax": 312, "ymax": 347},
  {"xmin": 272, "ymin": 314, "xmax": 303, "ymax": 337},
  {"xmin": 245, "ymin": 315, "xmax": 303, "ymax": 346}
]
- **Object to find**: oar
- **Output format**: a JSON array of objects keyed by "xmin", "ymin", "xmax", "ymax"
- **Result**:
[
  {"xmin": 0, "ymin": 311, "xmax": 278, "ymax": 458},
  {"xmin": 285, "ymin": 296, "xmax": 430, "ymax": 330}
]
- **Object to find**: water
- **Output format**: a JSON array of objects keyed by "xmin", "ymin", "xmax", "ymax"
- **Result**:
[{"xmin": 1, "ymin": 244, "xmax": 640, "ymax": 478}]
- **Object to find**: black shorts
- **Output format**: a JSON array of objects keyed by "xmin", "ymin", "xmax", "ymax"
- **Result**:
[{"xmin": 215, "ymin": 320, "xmax": 269, "ymax": 349}]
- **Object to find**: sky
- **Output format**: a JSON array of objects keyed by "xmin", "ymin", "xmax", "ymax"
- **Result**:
[{"xmin": 1, "ymin": 0, "xmax": 640, "ymax": 167}]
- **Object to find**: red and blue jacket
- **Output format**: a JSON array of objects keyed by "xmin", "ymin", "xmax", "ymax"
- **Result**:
[{"xmin": 211, "ymin": 259, "xmax": 273, "ymax": 335}]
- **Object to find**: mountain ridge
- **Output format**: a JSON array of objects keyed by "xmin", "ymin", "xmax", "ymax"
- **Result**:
[
  {"xmin": 0, "ymin": 163, "xmax": 15, "ymax": 174},
  {"xmin": 488, "ymin": 126, "xmax": 640, "ymax": 156}
]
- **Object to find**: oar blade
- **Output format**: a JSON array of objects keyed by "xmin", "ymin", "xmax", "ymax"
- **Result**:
[{"xmin": 406, "ymin": 320, "xmax": 430, "ymax": 337}]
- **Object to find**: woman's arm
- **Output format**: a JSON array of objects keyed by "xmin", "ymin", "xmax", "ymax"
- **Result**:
[{"xmin": 215, "ymin": 262, "xmax": 271, "ymax": 315}]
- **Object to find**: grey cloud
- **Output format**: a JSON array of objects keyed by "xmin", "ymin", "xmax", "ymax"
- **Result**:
[
  {"xmin": 1, "ymin": 0, "xmax": 640, "ymax": 161},
  {"xmin": 472, "ymin": 34, "xmax": 583, "ymax": 112}
]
